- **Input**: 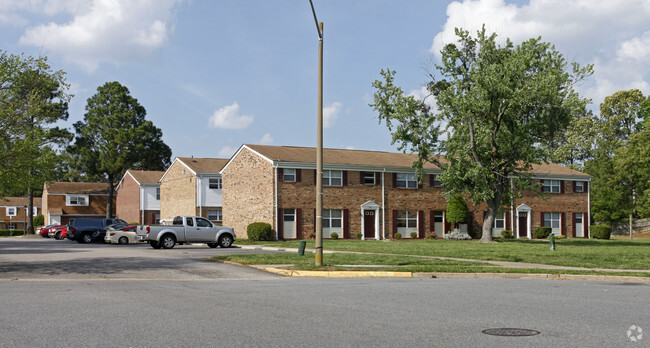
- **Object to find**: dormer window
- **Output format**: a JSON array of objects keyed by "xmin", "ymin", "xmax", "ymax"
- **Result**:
[
  {"xmin": 66, "ymin": 195, "xmax": 89, "ymax": 206},
  {"xmin": 6, "ymin": 207, "xmax": 16, "ymax": 216}
]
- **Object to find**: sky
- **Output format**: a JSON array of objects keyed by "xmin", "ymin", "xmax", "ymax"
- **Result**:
[{"xmin": 1, "ymin": 0, "xmax": 649, "ymax": 160}]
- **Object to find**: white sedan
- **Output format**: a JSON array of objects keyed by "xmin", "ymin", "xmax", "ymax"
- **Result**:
[{"xmin": 104, "ymin": 224, "xmax": 140, "ymax": 245}]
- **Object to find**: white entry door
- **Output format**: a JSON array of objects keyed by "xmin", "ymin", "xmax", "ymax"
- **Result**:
[
  {"xmin": 283, "ymin": 209, "xmax": 296, "ymax": 239},
  {"xmin": 575, "ymin": 213, "xmax": 584, "ymax": 238}
]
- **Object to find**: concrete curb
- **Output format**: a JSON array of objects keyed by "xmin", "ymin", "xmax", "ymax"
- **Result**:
[{"xmin": 264, "ymin": 267, "xmax": 413, "ymax": 278}]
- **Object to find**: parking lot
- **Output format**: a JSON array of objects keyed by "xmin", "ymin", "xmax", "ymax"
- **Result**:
[{"xmin": 0, "ymin": 237, "xmax": 283, "ymax": 281}]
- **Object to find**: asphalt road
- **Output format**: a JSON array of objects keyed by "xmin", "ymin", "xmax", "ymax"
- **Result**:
[{"xmin": 1, "ymin": 237, "xmax": 648, "ymax": 347}]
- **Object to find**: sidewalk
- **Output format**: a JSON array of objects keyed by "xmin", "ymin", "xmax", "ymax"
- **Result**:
[{"xmin": 236, "ymin": 245, "xmax": 650, "ymax": 283}]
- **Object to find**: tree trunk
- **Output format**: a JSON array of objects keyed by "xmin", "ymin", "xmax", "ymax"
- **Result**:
[
  {"xmin": 26, "ymin": 186, "xmax": 34, "ymax": 234},
  {"xmin": 481, "ymin": 196, "xmax": 501, "ymax": 243},
  {"xmin": 106, "ymin": 178, "xmax": 115, "ymax": 219}
]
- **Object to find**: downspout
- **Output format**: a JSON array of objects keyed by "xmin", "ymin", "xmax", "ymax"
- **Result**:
[
  {"xmin": 510, "ymin": 180, "xmax": 515, "ymax": 232},
  {"xmin": 197, "ymin": 176, "xmax": 202, "ymax": 218},
  {"xmin": 587, "ymin": 178, "xmax": 591, "ymax": 238},
  {"xmin": 274, "ymin": 163, "xmax": 279, "ymax": 240},
  {"xmin": 382, "ymin": 169, "xmax": 385, "ymax": 240},
  {"xmin": 140, "ymin": 186, "xmax": 144, "ymax": 224}
]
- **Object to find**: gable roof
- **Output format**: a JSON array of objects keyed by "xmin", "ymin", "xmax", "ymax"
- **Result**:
[
  {"xmin": 0, "ymin": 197, "xmax": 42, "ymax": 207},
  {"xmin": 176, "ymin": 157, "xmax": 229, "ymax": 174},
  {"xmin": 127, "ymin": 170, "xmax": 164, "ymax": 185},
  {"xmin": 224, "ymin": 144, "xmax": 590, "ymax": 178},
  {"xmin": 44, "ymin": 182, "xmax": 108, "ymax": 194}
]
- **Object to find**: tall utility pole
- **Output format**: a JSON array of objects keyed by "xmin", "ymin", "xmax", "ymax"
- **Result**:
[{"xmin": 309, "ymin": 0, "xmax": 324, "ymax": 266}]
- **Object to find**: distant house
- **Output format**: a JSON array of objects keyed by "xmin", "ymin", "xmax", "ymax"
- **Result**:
[
  {"xmin": 116, "ymin": 170, "xmax": 164, "ymax": 224},
  {"xmin": 221, "ymin": 144, "xmax": 591, "ymax": 240},
  {"xmin": 42, "ymin": 182, "xmax": 114, "ymax": 225},
  {"xmin": 0, "ymin": 197, "xmax": 42, "ymax": 230},
  {"xmin": 159, "ymin": 157, "xmax": 228, "ymax": 223}
]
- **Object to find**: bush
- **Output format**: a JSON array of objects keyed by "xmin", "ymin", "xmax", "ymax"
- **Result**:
[
  {"xmin": 0, "ymin": 230, "xmax": 25, "ymax": 237},
  {"xmin": 427, "ymin": 232, "xmax": 437, "ymax": 239},
  {"xmin": 394, "ymin": 232, "xmax": 402, "ymax": 239},
  {"xmin": 355, "ymin": 232, "xmax": 362, "ymax": 240},
  {"xmin": 247, "ymin": 222, "xmax": 274, "ymax": 241},
  {"xmin": 501, "ymin": 230, "xmax": 514, "ymax": 239},
  {"xmin": 306, "ymin": 232, "xmax": 316, "ymax": 240},
  {"xmin": 33, "ymin": 215, "xmax": 44, "ymax": 227},
  {"xmin": 446, "ymin": 195, "xmax": 469, "ymax": 224},
  {"xmin": 330, "ymin": 232, "xmax": 339, "ymax": 240},
  {"xmin": 591, "ymin": 225, "xmax": 611, "ymax": 239},
  {"xmin": 443, "ymin": 229, "xmax": 472, "ymax": 240},
  {"xmin": 410, "ymin": 232, "xmax": 418, "ymax": 239},
  {"xmin": 552, "ymin": 235, "xmax": 566, "ymax": 239},
  {"xmin": 533, "ymin": 226, "xmax": 552, "ymax": 239}
]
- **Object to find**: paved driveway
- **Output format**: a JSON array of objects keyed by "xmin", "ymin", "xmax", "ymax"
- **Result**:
[{"xmin": 0, "ymin": 237, "xmax": 282, "ymax": 280}]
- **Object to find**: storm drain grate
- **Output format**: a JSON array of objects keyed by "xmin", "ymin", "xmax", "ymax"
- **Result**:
[{"xmin": 482, "ymin": 328, "xmax": 540, "ymax": 337}]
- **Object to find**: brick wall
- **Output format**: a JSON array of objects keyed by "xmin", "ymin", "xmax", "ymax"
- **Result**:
[
  {"xmin": 222, "ymin": 148, "xmax": 275, "ymax": 239},
  {"xmin": 160, "ymin": 161, "xmax": 197, "ymax": 220},
  {"xmin": 116, "ymin": 173, "xmax": 141, "ymax": 224}
]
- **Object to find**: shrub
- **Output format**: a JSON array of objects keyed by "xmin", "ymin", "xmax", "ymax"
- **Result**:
[
  {"xmin": 330, "ymin": 232, "xmax": 339, "ymax": 240},
  {"xmin": 501, "ymin": 230, "xmax": 514, "ymax": 239},
  {"xmin": 394, "ymin": 232, "xmax": 402, "ymax": 239},
  {"xmin": 446, "ymin": 195, "xmax": 469, "ymax": 224},
  {"xmin": 355, "ymin": 232, "xmax": 362, "ymax": 240},
  {"xmin": 552, "ymin": 235, "xmax": 566, "ymax": 239},
  {"xmin": 33, "ymin": 215, "xmax": 44, "ymax": 227},
  {"xmin": 247, "ymin": 222, "xmax": 274, "ymax": 241},
  {"xmin": 591, "ymin": 225, "xmax": 611, "ymax": 239},
  {"xmin": 427, "ymin": 232, "xmax": 437, "ymax": 239},
  {"xmin": 0, "ymin": 230, "xmax": 24, "ymax": 237},
  {"xmin": 443, "ymin": 229, "xmax": 472, "ymax": 240},
  {"xmin": 410, "ymin": 232, "xmax": 418, "ymax": 239},
  {"xmin": 306, "ymin": 232, "xmax": 316, "ymax": 240},
  {"xmin": 533, "ymin": 226, "xmax": 552, "ymax": 239}
]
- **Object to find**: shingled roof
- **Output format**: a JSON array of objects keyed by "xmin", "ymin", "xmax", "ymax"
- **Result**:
[
  {"xmin": 0, "ymin": 197, "xmax": 42, "ymax": 206},
  {"xmin": 44, "ymin": 182, "xmax": 108, "ymax": 194},
  {"xmin": 126, "ymin": 170, "xmax": 164, "ymax": 184},
  {"xmin": 176, "ymin": 157, "xmax": 229, "ymax": 174}
]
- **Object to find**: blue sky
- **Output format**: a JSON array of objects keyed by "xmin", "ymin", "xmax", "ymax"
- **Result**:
[{"xmin": 2, "ymin": 0, "xmax": 649, "ymax": 159}]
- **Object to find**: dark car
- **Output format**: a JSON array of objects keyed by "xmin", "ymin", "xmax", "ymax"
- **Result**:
[{"xmin": 66, "ymin": 218, "xmax": 127, "ymax": 243}]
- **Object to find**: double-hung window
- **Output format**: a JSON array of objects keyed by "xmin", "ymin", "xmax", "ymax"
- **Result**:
[
  {"xmin": 67, "ymin": 195, "xmax": 88, "ymax": 206},
  {"xmin": 6, "ymin": 207, "xmax": 16, "ymax": 217},
  {"xmin": 432, "ymin": 174, "xmax": 443, "ymax": 187},
  {"xmin": 396, "ymin": 173, "xmax": 417, "ymax": 189},
  {"xmin": 209, "ymin": 178, "xmax": 222, "ymax": 189},
  {"xmin": 323, "ymin": 209, "xmax": 343, "ymax": 237},
  {"xmin": 543, "ymin": 180, "xmax": 560, "ymax": 193},
  {"xmin": 492, "ymin": 212, "xmax": 505, "ymax": 237},
  {"xmin": 397, "ymin": 210, "xmax": 418, "ymax": 237},
  {"xmin": 208, "ymin": 210, "xmax": 222, "ymax": 221},
  {"xmin": 363, "ymin": 172, "xmax": 376, "ymax": 185},
  {"xmin": 156, "ymin": 188, "xmax": 160, "ymax": 200},
  {"xmin": 543, "ymin": 212, "xmax": 561, "ymax": 235},
  {"xmin": 283, "ymin": 169, "xmax": 296, "ymax": 182},
  {"xmin": 323, "ymin": 170, "xmax": 342, "ymax": 186},
  {"xmin": 575, "ymin": 181, "xmax": 584, "ymax": 192}
]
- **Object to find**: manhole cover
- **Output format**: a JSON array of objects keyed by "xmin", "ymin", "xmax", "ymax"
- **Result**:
[{"xmin": 482, "ymin": 328, "xmax": 540, "ymax": 337}]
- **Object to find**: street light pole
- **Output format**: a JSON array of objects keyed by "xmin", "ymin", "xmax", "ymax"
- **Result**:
[{"xmin": 309, "ymin": 0, "xmax": 324, "ymax": 266}]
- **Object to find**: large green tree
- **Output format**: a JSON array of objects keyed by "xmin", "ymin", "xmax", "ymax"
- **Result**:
[
  {"xmin": 68, "ymin": 81, "xmax": 172, "ymax": 218},
  {"xmin": 0, "ymin": 51, "xmax": 71, "ymax": 233},
  {"xmin": 371, "ymin": 27, "xmax": 592, "ymax": 242}
]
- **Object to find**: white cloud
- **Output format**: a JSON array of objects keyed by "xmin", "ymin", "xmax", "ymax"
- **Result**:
[
  {"xmin": 433, "ymin": 0, "xmax": 650, "ymax": 103},
  {"xmin": 323, "ymin": 102, "xmax": 342, "ymax": 128},
  {"xmin": 259, "ymin": 133, "xmax": 274, "ymax": 145},
  {"xmin": 208, "ymin": 102, "xmax": 254, "ymax": 130},
  {"xmin": 217, "ymin": 146, "xmax": 237, "ymax": 158},
  {"xmin": 13, "ymin": 0, "xmax": 183, "ymax": 72}
]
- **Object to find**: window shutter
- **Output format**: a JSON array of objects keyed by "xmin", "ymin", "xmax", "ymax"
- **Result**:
[
  {"xmin": 278, "ymin": 169, "xmax": 284, "ymax": 182},
  {"xmin": 314, "ymin": 170, "xmax": 317, "ymax": 185},
  {"xmin": 392, "ymin": 173, "xmax": 397, "ymax": 188},
  {"xmin": 277, "ymin": 208, "xmax": 283, "ymax": 240},
  {"xmin": 360, "ymin": 172, "xmax": 365, "ymax": 184},
  {"xmin": 343, "ymin": 209, "xmax": 349, "ymax": 239},
  {"xmin": 572, "ymin": 181, "xmax": 577, "ymax": 193},
  {"xmin": 429, "ymin": 174, "xmax": 434, "ymax": 187},
  {"xmin": 540, "ymin": 180, "xmax": 546, "ymax": 192},
  {"xmin": 584, "ymin": 181, "xmax": 589, "ymax": 192},
  {"xmin": 429, "ymin": 210, "xmax": 435, "ymax": 232},
  {"xmin": 375, "ymin": 172, "xmax": 381, "ymax": 185},
  {"xmin": 296, "ymin": 169, "xmax": 302, "ymax": 182},
  {"xmin": 418, "ymin": 178, "xmax": 422, "ymax": 189},
  {"xmin": 572, "ymin": 212, "xmax": 576, "ymax": 238},
  {"xmin": 392, "ymin": 210, "xmax": 398, "ymax": 237},
  {"xmin": 467, "ymin": 212, "xmax": 473, "ymax": 236},
  {"xmin": 583, "ymin": 212, "xmax": 588, "ymax": 237},
  {"xmin": 418, "ymin": 210, "xmax": 424, "ymax": 238},
  {"xmin": 314, "ymin": 209, "xmax": 317, "ymax": 230},
  {"xmin": 342, "ymin": 171, "xmax": 348, "ymax": 186},
  {"xmin": 561, "ymin": 212, "xmax": 566, "ymax": 236},
  {"xmin": 541, "ymin": 212, "xmax": 545, "ymax": 227},
  {"xmin": 560, "ymin": 180, "xmax": 565, "ymax": 194},
  {"xmin": 296, "ymin": 208, "xmax": 302, "ymax": 239},
  {"xmin": 505, "ymin": 212, "xmax": 510, "ymax": 232}
]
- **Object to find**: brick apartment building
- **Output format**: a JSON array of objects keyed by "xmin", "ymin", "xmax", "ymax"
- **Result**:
[
  {"xmin": 221, "ymin": 144, "xmax": 591, "ymax": 240},
  {"xmin": 0, "ymin": 197, "xmax": 41, "ymax": 230},
  {"xmin": 42, "ymin": 182, "xmax": 114, "ymax": 225},
  {"xmin": 116, "ymin": 170, "xmax": 164, "ymax": 224},
  {"xmin": 159, "ymin": 157, "xmax": 228, "ymax": 223}
]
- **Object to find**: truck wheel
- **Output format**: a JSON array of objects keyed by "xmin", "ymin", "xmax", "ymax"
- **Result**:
[
  {"xmin": 118, "ymin": 236, "xmax": 129, "ymax": 245},
  {"xmin": 82, "ymin": 233, "xmax": 93, "ymax": 243},
  {"xmin": 207, "ymin": 243, "xmax": 217, "ymax": 248},
  {"xmin": 160, "ymin": 235, "xmax": 176, "ymax": 249},
  {"xmin": 218, "ymin": 235, "xmax": 233, "ymax": 248},
  {"xmin": 150, "ymin": 241, "xmax": 161, "ymax": 249}
]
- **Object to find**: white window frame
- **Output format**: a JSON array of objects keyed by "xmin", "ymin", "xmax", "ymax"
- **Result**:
[
  {"xmin": 283, "ymin": 169, "xmax": 296, "ymax": 182},
  {"xmin": 363, "ymin": 172, "xmax": 376, "ymax": 185},
  {"xmin": 66, "ymin": 194, "xmax": 89, "ymax": 206},
  {"xmin": 433, "ymin": 174, "xmax": 443, "ymax": 187},
  {"xmin": 156, "ymin": 187, "xmax": 160, "ymax": 200},
  {"xmin": 544, "ymin": 212, "xmax": 561, "ymax": 235},
  {"xmin": 492, "ymin": 211, "xmax": 505, "ymax": 236},
  {"xmin": 6, "ymin": 207, "xmax": 17, "ymax": 217},
  {"xmin": 208, "ymin": 210, "xmax": 222, "ymax": 221},
  {"xmin": 397, "ymin": 210, "xmax": 418, "ymax": 237},
  {"xmin": 209, "ymin": 178, "xmax": 222, "ymax": 190},
  {"xmin": 323, "ymin": 209, "xmax": 343, "ymax": 237},
  {"xmin": 543, "ymin": 180, "xmax": 561, "ymax": 193},
  {"xmin": 396, "ymin": 173, "xmax": 418, "ymax": 189},
  {"xmin": 323, "ymin": 170, "xmax": 342, "ymax": 186},
  {"xmin": 575, "ymin": 181, "xmax": 584, "ymax": 193},
  {"xmin": 7, "ymin": 223, "xmax": 16, "ymax": 230}
]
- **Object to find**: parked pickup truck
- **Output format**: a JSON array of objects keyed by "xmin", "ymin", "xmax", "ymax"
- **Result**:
[{"xmin": 136, "ymin": 216, "xmax": 235, "ymax": 249}]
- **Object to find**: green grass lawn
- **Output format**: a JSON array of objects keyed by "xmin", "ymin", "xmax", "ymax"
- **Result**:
[{"xmin": 232, "ymin": 238, "xmax": 650, "ymax": 270}]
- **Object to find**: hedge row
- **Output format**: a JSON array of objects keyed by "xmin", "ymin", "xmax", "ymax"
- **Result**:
[{"xmin": 0, "ymin": 230, "xmax": 25, "ymax": 237}]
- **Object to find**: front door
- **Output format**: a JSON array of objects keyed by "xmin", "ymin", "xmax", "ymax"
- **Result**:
[
  {"xmin": 283, "ymin": 209, "xmax": 296, "ymax": 239},
  {"xmin": 518, "ymin": 212, "xmax": 528, "ymax": 238},
  {"xmin": 364, "ymin": 210, "xmax": 375, "ymax": 239},
  {"xmin": 575, "ymin": 213, "xmax": 584, "ymax": 238}
]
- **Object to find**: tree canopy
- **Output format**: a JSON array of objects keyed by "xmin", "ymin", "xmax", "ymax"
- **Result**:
[
  {"xmin": 68, "ymin": 81, "xmax": 172, "ymax": 218},
  {"xmin": 371, "ymin": 27, "xmax": 592, "ymax": 242}
]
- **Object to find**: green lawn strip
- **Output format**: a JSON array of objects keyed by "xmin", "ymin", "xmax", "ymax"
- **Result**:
[
  {"xmin": 212, "ymin": 253, "xmax": 649, "ymax": 277},
  {"xmin": 233, "ymin": 239, "xmax": 650, "ymax": 270}
]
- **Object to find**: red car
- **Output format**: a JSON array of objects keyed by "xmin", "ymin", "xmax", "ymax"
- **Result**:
[
  {"xmin": 47, "ymin": 225, "xmax": 68, "ymax": 240},
  {"xmin": 38, "ymin": 224, "xmax": 56, "ymax": 238}
]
